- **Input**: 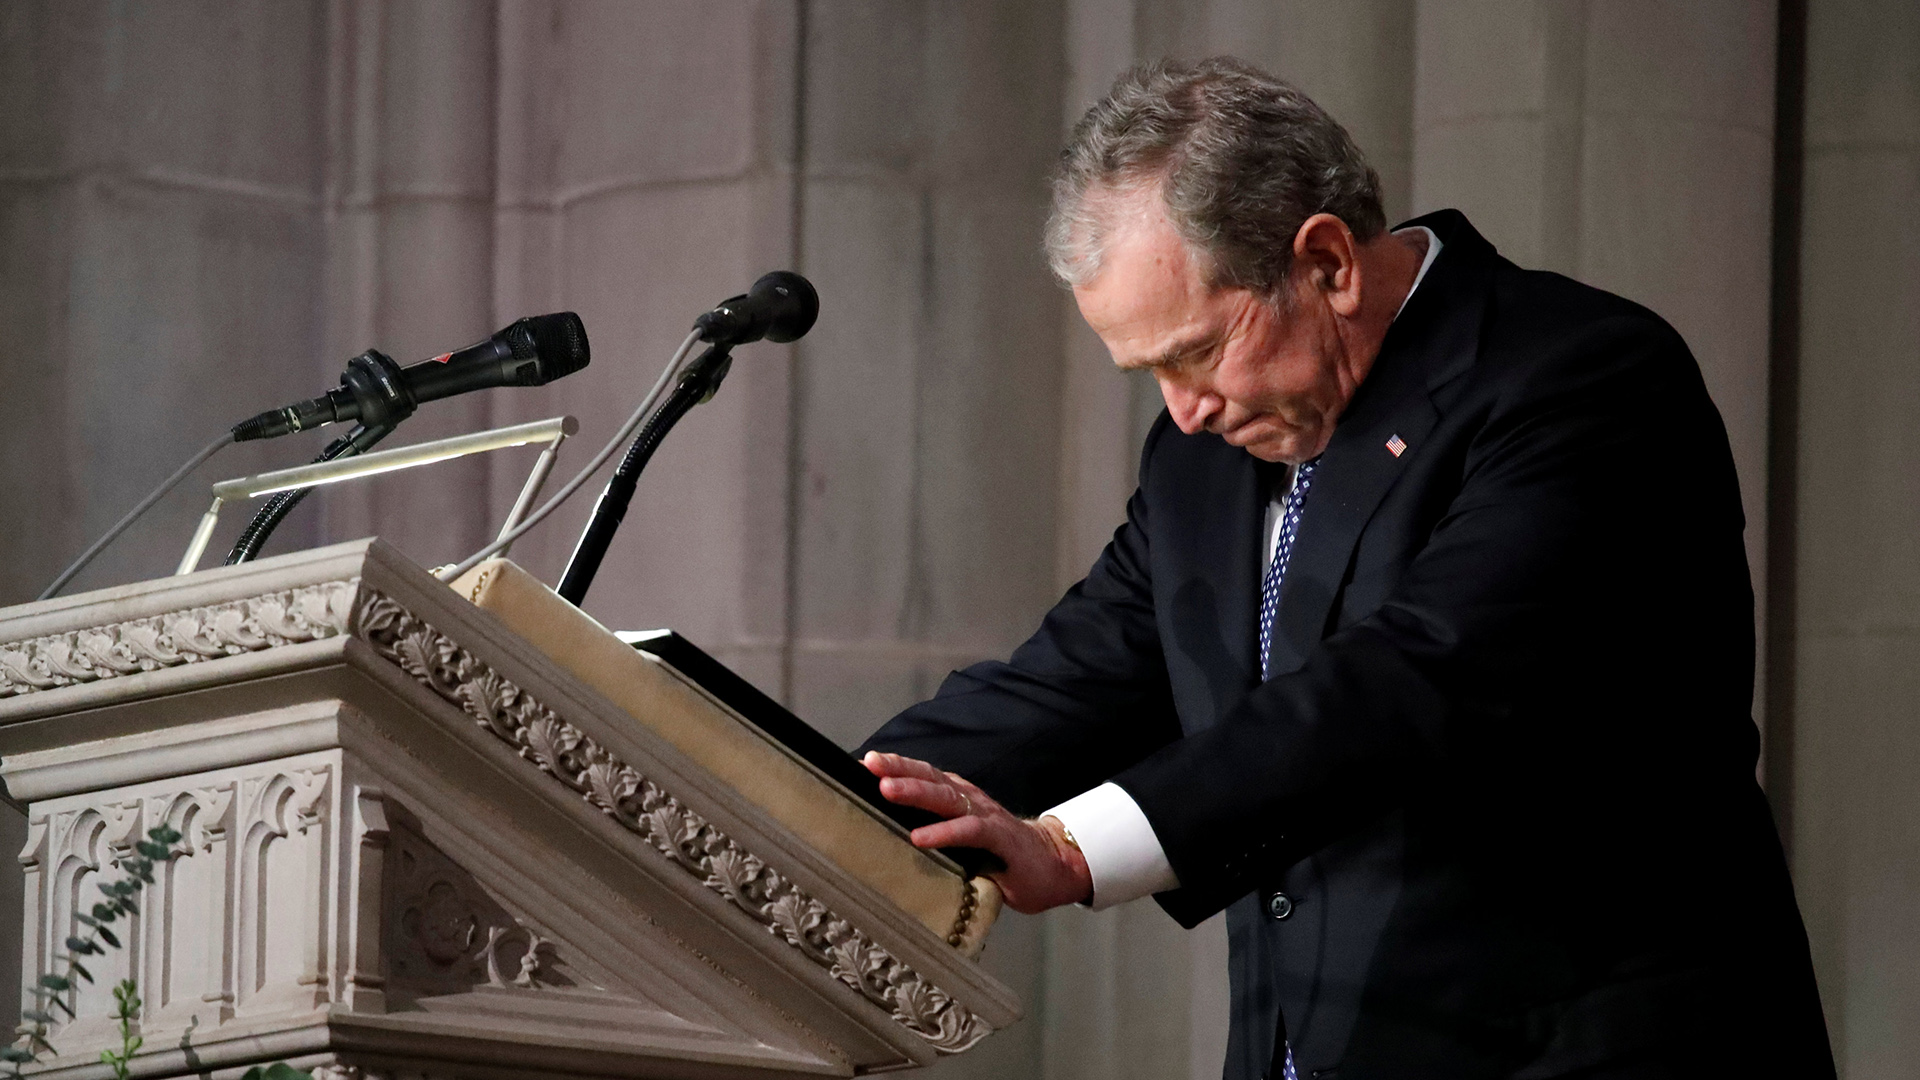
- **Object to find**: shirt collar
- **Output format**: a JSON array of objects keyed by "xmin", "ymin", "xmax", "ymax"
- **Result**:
[{"xmin": 1390, "ymin": 225, "xmax": 1443, "ymax": 322}]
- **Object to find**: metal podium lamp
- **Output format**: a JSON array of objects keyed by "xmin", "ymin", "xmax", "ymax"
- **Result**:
[
  {"xmin": 175, "ymin": 416, "xmax": 579, "ymax": 576},
  {"xmin": 554, "ymin": 271, "xmax": 819, "ymax": 606}
]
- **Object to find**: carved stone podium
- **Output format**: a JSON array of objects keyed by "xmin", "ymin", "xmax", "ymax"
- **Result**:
[{"xmin": 0, "ymin": 540, "xmax": 1019, "ymax": 1079}]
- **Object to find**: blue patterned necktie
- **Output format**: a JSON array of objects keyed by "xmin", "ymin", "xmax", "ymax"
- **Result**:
[
  {"xmin": 1258, "ymin": 458, "xmax": 1319, "ymax": 682},
  {"xmin": 1258, "ymin": 460, "xmax": 1316, "ymax": 1080}
]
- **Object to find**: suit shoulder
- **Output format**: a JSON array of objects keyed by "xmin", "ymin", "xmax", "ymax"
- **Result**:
[
  {"xmin": 1488, "ymin": 262, "xmax": 1685, "ymax": 352},
  {"xmin": 1475, "ymin": 262, "xmax": 1700, "ymax": 399}
]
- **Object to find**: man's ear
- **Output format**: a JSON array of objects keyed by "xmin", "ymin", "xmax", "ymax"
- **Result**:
[{"xmin": 1291, "ymin": 213, "xmax": 1362, "ymax": 317}]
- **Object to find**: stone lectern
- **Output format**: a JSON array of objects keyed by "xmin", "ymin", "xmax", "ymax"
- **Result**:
[{"xmin": 0, "ymin": 540, "xmax": 1018, "ymax": 1079}]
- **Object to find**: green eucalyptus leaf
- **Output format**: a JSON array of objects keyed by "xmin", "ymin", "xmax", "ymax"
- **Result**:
[
  {"xmin": 92, "ymin": 903, "xmax": 116, "ymax": 923},
  {"xmin": 120, "ymin": 897, "xmax": 139, "ymax": 916},
  {"xmin": 36, "ymin": 975, "xmax": 68, "ymax": 992},
  {"xmin": 97, "ymin": 926, "xmax": 121, "ymax": 949},
  {"xmin": 69, "ymin": 961, "xmax": 91, "ymax": 984}
]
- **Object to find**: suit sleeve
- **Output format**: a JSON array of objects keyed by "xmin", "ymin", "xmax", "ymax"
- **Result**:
[
  {"xmin": 858, "ymin": 417, "xmax": 1186, "ymax": 817},
  {"xmin": 1118, "ymin": 316, "xmax": 1757, "ymax": 924}
]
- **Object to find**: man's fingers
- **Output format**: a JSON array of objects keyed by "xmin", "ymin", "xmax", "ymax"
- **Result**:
[
  {"xmin": 861, "ymin": 751, "xmax": 947, "ymax": 784},
  {"xmin": 909, "ymin": 813, "xmax": 996, "ymax": 851},
  {"xmin": 876, "ymin": 776, "xmax": 971, "ymax": 818}
]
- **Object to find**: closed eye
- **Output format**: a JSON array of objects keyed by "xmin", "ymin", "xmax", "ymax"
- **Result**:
[{"xmin": 1124, "ymin": 333, "xmax": 1223, "ymax": 373}]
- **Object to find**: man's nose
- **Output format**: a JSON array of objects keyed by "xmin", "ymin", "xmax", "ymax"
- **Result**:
[{"xmin": 1159, "ymin": 376, "xmax": 1221, "ymax": 435}]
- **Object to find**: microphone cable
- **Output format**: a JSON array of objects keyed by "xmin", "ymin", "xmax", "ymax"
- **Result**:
[
  {"xmin": 436, "ymin": 329, "xmax": 704, "ymax": 584},
  {"xmin": 36, "ymin": 430, "xmax": 237, "ymax": 601}
]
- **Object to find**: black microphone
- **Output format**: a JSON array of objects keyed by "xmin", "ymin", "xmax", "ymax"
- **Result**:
[
  {"xmin": 232, "ymin": 312, "xmax": 590, "ymax": 441},
  {"xmin": 693, "ymin": 272, "xmax": 818, "ymax": 346}
]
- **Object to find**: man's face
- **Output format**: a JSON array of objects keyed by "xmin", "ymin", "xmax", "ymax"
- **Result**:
[{"xmin": 1073, "ymin": 197, "xmax": 1350, "ymax": 464}]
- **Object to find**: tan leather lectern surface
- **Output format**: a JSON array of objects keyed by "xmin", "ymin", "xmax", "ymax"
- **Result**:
[
  {"xmin": 0, "ymin": 539, "xmax": 1019, "ymax": 1080},
  {"xmin": 446, "ymin": 557, "xmax": 1002, "ymax": 956}
]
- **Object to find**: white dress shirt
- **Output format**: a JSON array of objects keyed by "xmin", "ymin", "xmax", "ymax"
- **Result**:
[{"xmin": 1046, "ymin": 227, "xmax": 1443, "ymax": 909}]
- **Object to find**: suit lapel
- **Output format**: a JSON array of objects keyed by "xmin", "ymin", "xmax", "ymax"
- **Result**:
[
  {"xmin": 1176, "ymin": 443, "xmax": 1267, "ymax": 717},
  {"xmin": 1262, "ymin": 214, "xmax": 1492, "ymax": 678}
]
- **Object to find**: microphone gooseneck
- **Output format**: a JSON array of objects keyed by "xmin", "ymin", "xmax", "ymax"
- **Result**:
[{"xmin": 556, "ymin": 272, "xmax": 816, "ymax": 606}]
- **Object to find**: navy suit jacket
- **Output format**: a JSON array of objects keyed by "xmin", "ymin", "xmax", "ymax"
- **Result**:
[{"xmin": 861, "ymin": 211, "xmax": 1833, "ymax": 1079}]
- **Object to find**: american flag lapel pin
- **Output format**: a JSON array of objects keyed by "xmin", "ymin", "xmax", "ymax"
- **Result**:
[{"xmin": 1386, "ymin": 434, "xmax": 1407, "ymax": 458}]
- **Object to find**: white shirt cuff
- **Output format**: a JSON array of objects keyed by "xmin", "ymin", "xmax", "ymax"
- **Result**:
[{"xmin": 1044, "ymin": 782, "xmax": 1180, "ymax": 910}]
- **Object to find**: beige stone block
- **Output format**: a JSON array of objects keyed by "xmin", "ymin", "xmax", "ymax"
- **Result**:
[
  {"xmin": 0, "ymin": 185, "xmax": 78, "ymax": 603},
  {"xmin": 914, "ymin": 189, "xmax": 1064, "ymax": 644},
  {"xmin": 1410, "ymin": 114, "xmax": 1549, "ymax": 265},
  {"xmin": 59, "ymin": 179, "xmax": 324, "ymax": 586},
  {"xmin": 922, "ymin": 0, "xmax": 1066, "ymax": 186},
  {"xmin": 117, "ymin": 0, "xmax": 327, "ymax": 191},
  {"xmin": 0, "ymin": 0, "xmax": 107, "ymax": 174},
  {"xmin": 1792, "ymin": 632, "xmax": 1920, "ymax": 1074},
  {"xmin": 1805, "ymin": 0, "xmax": 1920, "ymax": 151},
  {"xmin": 803, "ymin": 0, "xmax": 929, "ymax": 175},
  {"xmin": 1795, "ymin": 150, "xmax": 1920, "ymax": 635},
  {"xmin": 552, "ymin": 0, "xmax": 761, "ymax": 191},
  {"xmin": 1413, "ymin": 0, "xmax": 1549, "ymax": 122},
  {"xmin": 376, "ymin": 0, "xmax": 496, "ymax": 194},
  {"xmin": 1204, "ymin": 0, "xmax": 1417, "ymax": 220},
  {"xmin": 1063, "ymin": 0, "xmax": 1135, "ymax": 130},
  {"xmin": 792, "ymin": 178, "xmax": 924, "ymax": 640},
  {"xmin": 475, "ymin": 181, "xmax": 778, "ymax": 645},
  {"xmin": 1582, "ymin": 0, "xmax": 1776, "ymax": 130},
  {"xmin": 317, "ymin": 198, "xmax": 499, "ymax": 573},
  {"xmin": 1042, "ymin": 902, "xmax": 1197, "ymax": 1080}
]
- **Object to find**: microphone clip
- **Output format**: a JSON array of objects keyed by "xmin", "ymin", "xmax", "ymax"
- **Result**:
[{"xmin": 338, "ymin": 349, "xmax": 419, "ymax": 431}]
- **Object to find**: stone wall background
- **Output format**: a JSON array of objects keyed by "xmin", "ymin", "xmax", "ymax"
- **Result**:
[{"xmin": 0, "ymin": 1, "xmax": 1912, "ymax": 1076}]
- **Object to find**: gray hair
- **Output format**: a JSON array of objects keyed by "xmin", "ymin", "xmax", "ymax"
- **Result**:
[{"xmin": 1046, "ymin": 57, "xmax": 1386, "ymax": 297}]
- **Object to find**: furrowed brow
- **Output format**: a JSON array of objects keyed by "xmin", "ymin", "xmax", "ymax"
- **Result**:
[{"xmin": 1118, "ymin": 331, "xmax": 1220, "ymax": 372}]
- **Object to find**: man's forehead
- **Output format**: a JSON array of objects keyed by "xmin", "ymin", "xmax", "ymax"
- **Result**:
[{"xmin": 1072, "ymin": 202, "xmax": 1222, "ymax": 367}]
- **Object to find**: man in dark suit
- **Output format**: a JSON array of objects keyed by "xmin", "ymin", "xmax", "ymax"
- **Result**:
[{"xmin": 858, "ymin": 58, "xmax": 1833, "ymax": 1079}]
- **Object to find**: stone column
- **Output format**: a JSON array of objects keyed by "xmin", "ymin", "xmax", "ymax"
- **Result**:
[
  {"xmin": 476, "ymin": 0, "xmax": 803, "ymax": 694},
  {"xmin": 1411, "ymin": 0, "xmax": 1780, "ymax": 727},
  {"xmin": 314, "ymin": 0, "xmax": 501, "ymax": 570},
  {"xmin": 788, "ymin": 4, "xmax": 1070, "ymax": 1078},
  {"xmin": 0, "ymin": 0, "xmax": 333, "ymax": 600},
  {"xmin": 1790, "ymin": 0, "xmax": 1920, "ymax": 1073}
]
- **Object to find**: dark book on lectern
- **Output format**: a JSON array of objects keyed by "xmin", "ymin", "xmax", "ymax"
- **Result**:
[{"xmin": 619, "ymin": 629, "xmax": 998, "ymax": 878}]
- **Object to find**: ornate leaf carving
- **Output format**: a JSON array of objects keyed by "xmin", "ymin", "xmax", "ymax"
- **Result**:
[
  {"xmin": 353, "ymin": 590, "xmax": 993, "ymax": 1053},
  {"xmin": 0, "ymin": 581, "xmax": 359, "ymax": 698}
]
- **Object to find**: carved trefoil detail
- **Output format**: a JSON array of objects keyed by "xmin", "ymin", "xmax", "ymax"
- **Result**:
[
  {"xmin": 353, "ymin": 592, "xmax": 994, "ymax": 1054},
  {"xmin": 17, "ymin": 762, "xmax": 340, "ymax": 1051}
]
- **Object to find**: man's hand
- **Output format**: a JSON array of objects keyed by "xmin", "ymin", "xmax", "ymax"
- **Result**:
[{"xmin": 861, "ymin": 751, "xmax": 1093, "ymax": 914}]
